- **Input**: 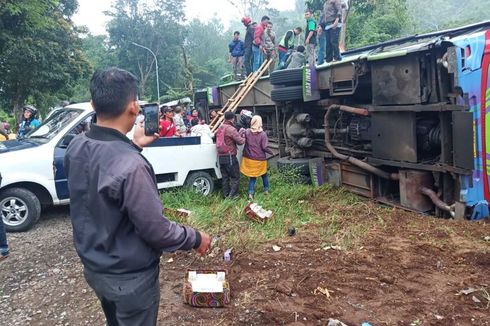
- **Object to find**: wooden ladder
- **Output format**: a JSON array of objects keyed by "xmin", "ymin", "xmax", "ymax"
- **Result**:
[{"xmin": 209, "ymin": 59, "xmax": 273, "ymax": 133}]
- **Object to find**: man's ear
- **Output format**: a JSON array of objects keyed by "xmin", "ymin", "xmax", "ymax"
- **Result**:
[{"xmin": 128, "ymin": 100, "xmax": 140, "ymax": 117}]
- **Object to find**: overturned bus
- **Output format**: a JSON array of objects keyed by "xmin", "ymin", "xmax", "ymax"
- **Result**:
[{"xmin": 196, "ymin": 21, "xmax": 490, "ymax": 220}]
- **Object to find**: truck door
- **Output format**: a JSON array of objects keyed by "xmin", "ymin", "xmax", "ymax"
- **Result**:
[{"xmin": 53, "ymin": 114, "xmax": 94, "ymax": 200}]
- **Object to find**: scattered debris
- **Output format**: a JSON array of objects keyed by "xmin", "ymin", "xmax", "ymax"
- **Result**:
[
  {"xmin": 327, "ymin": 319, "xmax": 348, "ymax": 326},
  {"xmin": 362, "ymin": 323, "xmax": 373, "ymax": 326},
  {"xmin": 472, "ymin": 295, "xmax": 481, "ymax": 303},
  {"xmin": 166, "ymin": 258, "xmax": 174, "ymax": 263},
  {"xmin": 323, "ymin": 245, "xmax": 342, "ymax": 251},
  {"xmin": 164, "ymin": 208, "xmax": 192, "ymax": 219},
  {"xmin": 288, "ymin": 227, "xmax": 297, "ymax": 236},
  {"xmin": 434, "ymin": 314, "xmax": 444, "ymax": 320},
  {"xmin": 314, "ymin": 286, "xmax": 333, "ymax": 299},
  {"xmin": 272, "ymin": 245, "xmax": 282, "ymax": 252},
  {"xmin": 410, "ymin": 319, "xmax": 422, "ymax": 326},
  {"xmin": 244, "ymin": 203, "xmax": 274, "ymax": 224},
  {"xmin": 456, "ymin": 288, "xmax": 478, "ymax": 296},
  {"xmin": 484, "ymin": 236, "xmax": 490, "ymax": 242},
  {"xmin": 223, "ymin": 249, "xmax": 233, "ymax": 262}
]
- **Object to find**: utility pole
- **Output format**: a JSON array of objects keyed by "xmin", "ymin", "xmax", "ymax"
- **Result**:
[{"xmin": 131, "ymin": 42, "xmax": 160, "ymax": 103}]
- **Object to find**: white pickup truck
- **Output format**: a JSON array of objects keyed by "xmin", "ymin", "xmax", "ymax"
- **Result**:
[{"xmin": 0, "ymin": 103, "xmax": 221, "ymax": 232}]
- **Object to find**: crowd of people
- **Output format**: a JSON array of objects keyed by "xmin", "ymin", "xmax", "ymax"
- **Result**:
[{"xmin": 228, "ymin": 0, "xmax": 348, "ymax": 79}]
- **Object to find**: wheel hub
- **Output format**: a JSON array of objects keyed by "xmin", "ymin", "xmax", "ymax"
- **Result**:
[{"xmin": 1, "ymin": 197, "xmax": 29, "ymax": 226}]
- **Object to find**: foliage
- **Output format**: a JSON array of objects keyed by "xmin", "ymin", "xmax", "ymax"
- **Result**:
[
  {"xmin": 185, "ymin": 18, "xmax": 229, "ymax": 89},
  {"xmin": 0, "ymin": 0, "xmax": 90, "ymax": 119},
  {"xmin": 226, "ymin": 0, "xmax": 271, "ymax": 21},
  {"xmin": 106, "ymin": 0, "xmax": 187, "ymax": 101},
  {"xmin": 407, "ymin": 0, "xmax": 490, "ymax": 33},
  {"xmin": 346, "ymin": 0, "xmax": 409, "ymax": 49}
]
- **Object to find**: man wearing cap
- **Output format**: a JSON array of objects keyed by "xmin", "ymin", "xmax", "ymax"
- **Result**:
[{"xmin": 242, "ymin": 17, "xmax": 255, "ymax": 76}]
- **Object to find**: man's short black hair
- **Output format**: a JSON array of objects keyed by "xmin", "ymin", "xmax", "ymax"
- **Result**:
[
  {"xmin": 295, "ymin": 27, "xmax": 303, "ymax": 33},
  {"xmin": 191, "ymin": 118, "xmax": 199, "ymax": 127},
  {"xmin": 234, "ymin": 31, "xmax": 240, "ymax": 36},
  {"xmin": 305, "ymin": 9, "xmax": 313, "ymax": 14},
  {"xmin": 224, "ymin": 111, "xmax": 235, "ymax": 121},
  {"xmin": 261, "ymin": 16, "xmax": 270, "ymax": 22},
  {"xmin": 297, "ymin": 45, "xmax": 305, "ymax": 53},
  {"xmin": 90, "ymin": 68, "xmax": 139, "ymax": 119}
]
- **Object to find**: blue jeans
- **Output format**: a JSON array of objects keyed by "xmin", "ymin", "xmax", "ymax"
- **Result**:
[
  {"xmin": 248, "ymin": 173, "xmax": 270, "ymax": 195},
  {"xmin": 0, "ymin": 218, "xmax": 8, "ymax": 253},
  {"xmin": 317, "ymin": 33, "xmax": 326, "ymax": 65},
  {"xmin": 278, "ymin": 50, "xmax": 288, "ymax": 69},
  {"xmin": 252, "ymin": 45, "xmax": 263, "ymax": 72}
]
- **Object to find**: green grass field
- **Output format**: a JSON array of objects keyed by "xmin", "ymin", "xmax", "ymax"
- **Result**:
[{"xmin": 161, "ymin": 169, "xmax": 377, "ymax": 250}]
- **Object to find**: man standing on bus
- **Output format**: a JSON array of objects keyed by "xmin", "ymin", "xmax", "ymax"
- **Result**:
[
  {"xmin": 304, "ymin": 9, "xmax": 317, "ymax": 67},
  {"xmin": 242, "ymin": 17, "xmax": 255, "ymax": 76},
  {"xmin": 252, "ymin": 16, "xmax": 270, "ymax": 72},
  {"xmin": 323, "ymin": 0, "xmax": 343, "ymax": 63}
]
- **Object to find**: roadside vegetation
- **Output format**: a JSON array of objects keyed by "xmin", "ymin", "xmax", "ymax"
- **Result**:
[{"xmin": 162, "ymin": 168, "xmax": 390, "ymax": 250}]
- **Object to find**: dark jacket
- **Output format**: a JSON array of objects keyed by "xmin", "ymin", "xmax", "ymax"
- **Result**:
[
  {"xmin": 218, "ymin": 120, "xmax": 245, "ymax": 157},
  {"xmin": 244, "ymin": 24, "xmax": 255, "ymax": 48},
  {"xmin": 241, "ymin": 129, "xmax": 273, "ymax": 161},
  {"xmin": 64, "ymin": 124, "xmax": 200, "ymax": 274},
  {"xmin": 229, "ymin": 39, "xmax": 245, "ymax": 57}
]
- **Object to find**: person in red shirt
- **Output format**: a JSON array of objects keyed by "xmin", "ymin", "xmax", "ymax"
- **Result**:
[{"xmin": 159, "ymin": 106, "xmax": 179, "ymax": 138}]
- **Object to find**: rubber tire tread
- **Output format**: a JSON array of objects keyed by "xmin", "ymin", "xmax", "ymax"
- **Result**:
[
  {"xmin": 271, "ymin": 86, "xmax": 303, "ymax": 102},
  {"xmin": 277, "ymin": 157, "xmax": 311, "ymax": 175},
  {"xmin": 270, "ymin": 68, "xmax": 303, "ymax": 86},
  {"xmin": 1, "ymin": 187, "xmax": 41, "ymax": 232}
]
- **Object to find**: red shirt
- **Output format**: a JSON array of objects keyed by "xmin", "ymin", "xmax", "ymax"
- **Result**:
[{"xmin": 159, "ymin": 119, "xmax": 176, "ymax": 137}]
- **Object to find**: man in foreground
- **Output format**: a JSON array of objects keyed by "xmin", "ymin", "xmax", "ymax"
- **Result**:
[{"xmin": 64, "ymin": 68, "xmax": 211, "ymax": 326}]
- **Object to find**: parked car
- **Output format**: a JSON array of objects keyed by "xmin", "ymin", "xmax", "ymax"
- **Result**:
[{"xmin": 0, "ymin": 102, "xmax": 221, "ymax": 232}]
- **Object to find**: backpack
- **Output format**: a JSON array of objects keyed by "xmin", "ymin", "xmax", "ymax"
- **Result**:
[{"xmin": 216, "ymin": 125, "xmax": 233, "ymax": 155}]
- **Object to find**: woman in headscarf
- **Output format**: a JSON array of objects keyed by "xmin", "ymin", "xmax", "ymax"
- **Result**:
[{"xmin": 239, "ymin": 115, "xmax": 274, "ymax": 200}]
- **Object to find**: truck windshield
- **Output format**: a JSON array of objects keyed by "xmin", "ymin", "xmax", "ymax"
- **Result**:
[{"xmin": 26, "ymin": 109, "xmax": 84, "ymax": 141}]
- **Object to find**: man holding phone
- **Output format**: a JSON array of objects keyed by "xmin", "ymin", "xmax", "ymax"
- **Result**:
[{"xmin": 64, "ymin": 68, "xmax": 211, "ymax": 326}]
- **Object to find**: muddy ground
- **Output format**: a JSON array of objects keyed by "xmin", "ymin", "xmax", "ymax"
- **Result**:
[{"xmin": 1, "ymin": 201, "xmax": 489, "ymax": 326}]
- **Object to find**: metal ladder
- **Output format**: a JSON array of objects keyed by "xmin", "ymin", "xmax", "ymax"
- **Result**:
[{"xmin": 209, "ymin": 59, "xmax": 273, "ymax": 133}]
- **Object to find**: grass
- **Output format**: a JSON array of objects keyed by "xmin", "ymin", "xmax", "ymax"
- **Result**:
[
  {"xmin": 161, "ymin": 168, "xmax": 387, "ymax": 250},
  {"xmin": 161, "ymin": 169, "xmax": 319, "ymax": 249}
]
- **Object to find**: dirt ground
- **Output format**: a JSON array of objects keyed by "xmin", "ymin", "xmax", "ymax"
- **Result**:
[{"xmin": 1, "ymin": 200, "xmax": 489, "ymax": 326}]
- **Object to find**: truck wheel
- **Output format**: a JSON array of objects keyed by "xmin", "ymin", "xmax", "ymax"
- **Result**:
[
  {"xmin": 270, "ymin": 68, "xmax": 303, "ymax": 86},
  {"xmin": 1, "ymin": 188, "xmax": 41, "ymax": 232},
  {"xmin": 185, "ymin": 172, "xmax": 215, "ymax": 196},
  {"xmin": 277, "ymin": 157, "xmax": 311, "ymax": 175},
  {"xmin": 271, "ymin": 86, "xmax": 303, "ymax": 102}
]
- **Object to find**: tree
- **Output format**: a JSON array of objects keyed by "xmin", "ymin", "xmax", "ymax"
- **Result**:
[
  {"xmin": 226, "ymin": 0, "xmax": 271, "ymax": 20},
  {"xmin": 106, "ymin": 0, "xmax": 187, "ymax": 101},
  {"xmin": 346, "ymin": 0, "xmax": 409, "ymax": 48},
  {"xmin": 185, "ymin": 18, "xmax": 229, "ymax": 89},
  {"xmin": 0, "ymin": 0, "xmax": 90, "ymax": 119}
]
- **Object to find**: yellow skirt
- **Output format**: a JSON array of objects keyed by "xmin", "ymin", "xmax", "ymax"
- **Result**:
[{"xmin": 240, "ymin": 157, "xmax": 267, "ymax": 177}]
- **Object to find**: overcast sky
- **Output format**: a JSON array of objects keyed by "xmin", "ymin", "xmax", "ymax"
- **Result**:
[{"xmin": 73, "ymin": 0, "xmax": 296, "ymax": 35}]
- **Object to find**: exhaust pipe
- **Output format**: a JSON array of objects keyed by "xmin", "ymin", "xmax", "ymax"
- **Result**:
[{"xmin": 420, "ymin": 187, "xmax": 455, "ymax": 217}]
